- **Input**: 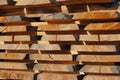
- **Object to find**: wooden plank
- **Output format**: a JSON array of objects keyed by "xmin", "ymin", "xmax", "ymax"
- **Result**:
[
  {"xmin": 77, "ymin": 55, "xmax": 120, "ymax": 62},
  {"xmin": 0, "ymin": 71, "xmax": 33, "ymax": 80},
  {"xmin": 1, "ymin": 34, "xmax": 120, "ymax": 42},
  {"xmin": 85, "ymin": 22, "xmax": 120, "ymax": 30},
  {"xmin": 33, "ymin": 63, "xmax": 75, "ymax": 72},
  {"xmin": 0, "ymin": 27, "xmax": 6, "ymax": 32},
  {"xmin": 14, "ymin": 35, "xmax": 30, "ymax": 41},
  {"xmin": 71, "ymin": 45, "xmax": 117, "ymax": 52},
  {"xmin": 31, "ymin": 44, "xmax": 61, "ymax": 50},
  {"xmin": 0, "ymin": 62, "xmax": 27, "ymax": 69},
  {"xmin": 79, "ymin": 35, "xmax": 98, "ymax": 41},
  {"xmin": 41, "ymin": 35, "xmax": 57, "ymax": 41},
  {"xmin": 38, "ymin": 24, "xmax": 79, "ymax": 31},
  {"xmin": 83, "ymin": 75, "xmax": 120, "ymax": 80},
  {"xmin": 0, "ymin": 44, "xmax": 29, "ymax": 50},
  {"xmin": 73, "ymin": 11, "xmax": 118, "ymax": 21},
  {"xmin": 100, "ymin": 34, "xmax": 120, "ymax": 41},
  {"xmin": 80, "ymin": 65, "xmax": 120, "ymax": 73},
  {"xmin": 6, "ymin": 16, "xmax": 22, "ymax": 22},
  {"xmin": 16, "ymin": 0, "xmax": 51, "ymax": 5},
  {"xmin": 2, "ymin": 22, "xmax": 120, "ymax": 31},
  {"xmin": 0, "ymin": 36, "xmax": 12, "ymax": 41},
  {"xmin": 2, "ymin": 26, "xmax": 26, "ymax": 32},
  {"xmin": 0, "ymin": 53, "xmax": 26, "ymax": 60},
  {"xmin": 37, "ymin": 73, "xmax": 78, "ymax": 80},
  {"xmin": 30, "ymin": 54, "xmax": 72, "ymax": 61},
  {"xmin": 0, "ymin": 35, "xmax": 31, "ymax": 42},
  {"xmin": 0, "ymin": 62, "xmax": 77, "ymax": 71},
  {"xmin": 57, "ymin": 35, "xmax": 75, "ymax": 41}
]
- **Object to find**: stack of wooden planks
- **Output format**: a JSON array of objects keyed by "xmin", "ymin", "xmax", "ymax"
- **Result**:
[{"xmin": 0, "ymin": 0, "xmax": 120, "ymax": 80}]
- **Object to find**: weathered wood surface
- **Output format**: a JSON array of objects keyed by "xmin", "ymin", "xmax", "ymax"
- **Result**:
[
  {"xmin": 0, "ymin": 70, "xmax": 34, "ymax": 80},
  {"xmin": 85, "ymin": 22, "xmax": 120, "ymax": 30},
  {"xmin": 38, "ymin": 24, "xmax": 79, "ymax": 31},
  {"xmin": 80, "ymin": 65, "xmax": 120, "ymax": 73},
  {"xmin": 7, "ymin": 16, "xmax": 22, "ymax": 22},
  {"xmin": 0, "ymin": 53, "xmax": 26, "ymax": 60},
  {"xmin": 73, "ymin": 11, "xmax": 118, "ymax": 20},
  {"xmin": 33, "ymin": 63, "xmax": 75, "ymax": 72},
  {"xmin": 30, "ymin": 54, "xmax": 73, "ymax": 61},
  {"xmin": 16, "ymin": 0, "xmax": 51, "ymax": 5},
  {"xmin": 83, "ymin": 75, "xmax": 120, "ymax": 80},
  {"xmin": 37, "ymin": 73, "xmax": 78, "ymax": 80},
  {"xmin": 71, "ymin": 45, "xmax": 117, "ymax": 52},
  {"xmin": 0, "ymin": 62, "xmax": 75, "ymax": 72},
  {"xmin": 77, "ymin": 55, "xmax": 120, "ymax": 62},
  {"xmin": 0, "ymin": 0, "xmax": 120, "ymax": 80}
]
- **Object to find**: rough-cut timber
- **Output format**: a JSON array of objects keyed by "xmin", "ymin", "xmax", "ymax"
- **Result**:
[
  {"xmin": 16, "ymin": 0, "xmax": 51, "ymax": 5},
  {"xmin": 0, "ymin": 0, "xmax": 120, "ymax": 80}
]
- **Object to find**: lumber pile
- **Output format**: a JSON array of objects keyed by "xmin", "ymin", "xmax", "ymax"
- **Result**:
[{"xmin": 0, "ymin": 0, "xmax": 120, "ymax": 80}]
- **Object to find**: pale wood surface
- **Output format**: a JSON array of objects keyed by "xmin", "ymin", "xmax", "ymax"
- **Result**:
[
  {"xmin": 16, "ymin": 0, "xmax": 51, "ymax": 5},
  {"xmin": 85, "ymin": 22, "xmax": 120, "ymax": 30},
  {"xmin": 77, "ymin": 55, "xmax": 120, "ymax": 62},
  {"xmin": 80, "ymin": 65, "xmax": 120, "ymax": 73},
  {"xmin": 73, "ymin": 11, "xmax": 118, "ymax": 20},
  {"xmin": 37, "ymin": 73, "xmax": 78, "ymax": 80},
  {"xmin": 83, "ymin": 75, "xmax": 120, "ymax": 80},
  {"xmin": 71, "ymin": 45, "xmax": 117, "ymax": 52}
]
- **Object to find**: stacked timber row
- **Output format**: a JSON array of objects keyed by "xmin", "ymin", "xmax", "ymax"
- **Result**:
[{"xmin": 0, "ymin": 0, "xmax": 120, "ymax": 80}]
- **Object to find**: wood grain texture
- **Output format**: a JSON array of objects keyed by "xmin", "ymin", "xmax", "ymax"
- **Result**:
[
  {"xmin": 85, "ymin": 22, "xmax": 120, "ymax": 30},
  {"xmin": 83, "ymin": 75, "xmax": 120, "ymax": 80},
  {"xmin": 16, "ymin": 0, "xmax": 51, "ymax": 5},
  {"xmin": 0, "ymin": 70, "xmax": 33, "ymax": 80},
  {"xmin": 73, "ymin": 11, "xmax": 118, "ymax": 20},
  {"xmin": 30, "ymin": 54, "xmax": 72, "ymax": 61},
  {"xmin": 37, "ymin": 73, "xmax": 78, "ymax": 80},
  {"xmin": 71, "ymin": 45, "xmax": 117, "ymax": 52},
  {"xmin": 80, "ymin": 65, "xmax": 120, "ymax": 73},
  {"xmin": 34, "ymin": 63, "xmax": 75, "ymax": 72},
  {"xmin": 77, "ymin": 55, "xmax": 120, "ymax": 62}
]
